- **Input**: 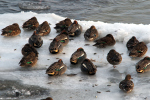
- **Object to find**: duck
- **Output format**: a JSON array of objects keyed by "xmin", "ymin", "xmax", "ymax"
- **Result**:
[
  {"xmin": 84, "ymin": 25, "xmax": 99, "ymax": 41},
  {"xmin": 49, "ymin": 38, "xmax": 63, "ymax": 54},
  {"xmin": 28, "ymin": 31, "xmax": 43, "ymax": 48},
  {"xmin": 81, "ymin": 58, "xmax": 97, "ymax": 75},
  {"xmin": 35, "ymin": 21, "xmax": 51, "ymax": 36},
  {"xmin": 129, "ymin": 42, "xmax": 147, "ymax": 57},
  {"xmin": 70, "ymin": 47, "xmax": 87, "ymax": 64},
  {"xmin": 126, "ymin": 36, "xmax": 139, "ymax": 51},
  {"xmin": 46, "ymin": 59, "xmax": 67, "ymax": 76},
  {"xmin": 93, "ymin": 34, "xmax": 116, "ymax": 48},
  {"xmin": 54, "ymin": 18, "xmax": 72, "ymax": 33},
  {"xmin": 21, "ymin": 43, "xmax": 38, "ymax": 57},
  {"xmin": 19, "ymin": 52, "xmax": 38, "ymax": 67},
  {"xmin": 107, "ymin": 49, "xmax": 122, "ymax": 68},
  {"xmin": 1, "ymin": 23, "xmax": 21, "ymax": 36},
  {"xmin": 68, "ymin": 20, "xmax": 82, "ymax": 37},
  {"xmin": 22, "ymin": 17, "xmax": 39, "ymax": 30},
  {"xmin": 136, "ymin": 56, "xmax": 150, "ymax": 73},
  {"xmin": 55, "ymin": 30, "xmax": 69, "ymax": 46},
  {"xmin": 119, "ymin": 74, "xmax": 134, "ymax": 93},
  {"xmin": 41, "ymin": 97, "xmax": 53, "ymax": 100}
]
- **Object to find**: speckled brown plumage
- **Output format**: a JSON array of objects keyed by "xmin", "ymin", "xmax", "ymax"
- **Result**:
[
  {"xmin": 126, "ymin": 36, "xmax": 139, "ymax": 51},
  {"xmin": 1, "ymin": 23, "xmax": 21, "ymax": 36}
]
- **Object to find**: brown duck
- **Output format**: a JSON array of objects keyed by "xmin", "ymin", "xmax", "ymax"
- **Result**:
[
  {"xmin": 46, "ymin": 59, "xmax": 67, "ymax": 76},
  {"xmin": 21, "ymin": 43, "xmax": 38, "ymax": 57},
  {"xmin": 28, "ymin": 31, "xmax": 43, "ymax": 48},
  {"xmin": 55, "ymin": 30, "xmax": 69, "ymax": 46},
  {"xmin": 119, "ymin": 74, "xmax": 134, "ymax": 93},
  {"xmin": 22, "ymin": 17, "xmax": 39, "ymax": 30},
  {"xmin": 84, "ymin": 25, "xmax": 99, "ymax": 41},
  {"xmin": 136, "ymin": 56, "xmax": 150, "ymax": 73},
  {"xmin": 129, "ymin": 42, "xmax": 147, "ymax": 57},
  {"xmin": 68, "ymin": 20, "xmax": 82, "ymax": 37},
  {"xmin": 49, "ymin": 38, "xmax": 63, "ymax": 54},
  {"xmin": 107, "ymin": 49, "xmax": 122, "ymax": 68},
  {"xmin": 1, "ymin": 23, "xmax": 21, "ymax": 36},
  {"xmin": 81, "ymin": 58, "xmax": 97, "ymax": 75},
  {"xmin": 19, "ymin": 52, "xmax": 38, "ymax": 67},
  {"xmin": 54, "ymin": 18, "xmax": 72, "ymax": 33},
  {"xmin": 126, "ymin": 36, "xmax": 139, "ymax": 51},
  {"xmin": 35, "ymin": 21, "xmax": 51, "ymax": 36},
  {"xmin": 70, "ymin": 47, "xmax": 87, "ymax": 64},
  {"xmin": 93, "ymin": 34, "xmax": 116, "ymax": 48}
]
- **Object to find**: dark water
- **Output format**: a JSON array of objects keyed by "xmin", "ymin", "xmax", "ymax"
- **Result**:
[{"xmin": 1, "ymin": 0, "xmax": 150, "ymax": 24}]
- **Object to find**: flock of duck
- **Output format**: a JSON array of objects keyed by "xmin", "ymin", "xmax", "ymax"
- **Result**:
[{"xmin": 1, "ymin": 16, "xmax": 150, "ymax": 99}]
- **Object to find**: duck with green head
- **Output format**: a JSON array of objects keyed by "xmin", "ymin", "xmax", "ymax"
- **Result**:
[
  {"xmin": 22, "ymin": 17, "xmax": 39, "ymax": 30},
  {"xmin": 46, "ymin": 59, "xmax": 67, "ymax": 76},
  {"xmin": 36, "ymin": 21, "xmax": 51, "ymax": 36},
  {"xmin": 126, "ymin": 36, "xmax": 139, "ymax": 51},
  {"xmin": 54, "ymin": 18, "xmax": 72, "ymax": 33},
  {"xmin": 136, "ymin": 56, "xmax": 150, "ymax": 73},
  {"xmin": 49, "ymin": 38, "xmax": 63, "ymax": 54},
  {"xmin": 129, "ymin": 42, "xmax": 147, "ymax": 57},
  {"xmin": 93, "ymin": 34, "xmax": 116, "ymax": 48},
  {"xmin": 119, "ymin": 74, "xmax": 134, "ymax": 93},
  {"xmin": 1, "ymin": 23, "xmax": 21, "ymax": 36},
  {"xmin": 81, "ymin": 58, "xmax": 97, "ymax": 75},
  {"xmin": 70, "ymin": 47, "xmax": 87, "ymax": 64},
  {"xmin": 55, "ymin": 30, "xmax": 69, "ymax": 46},
  {"xmin": 84, "ymin": 25, "xmax": 99, "ymax": 41}
]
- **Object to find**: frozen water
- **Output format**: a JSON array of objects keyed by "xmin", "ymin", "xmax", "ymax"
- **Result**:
[{"xmin": 0, "ymin": 12, "xmax": 150, "ymax": 100}]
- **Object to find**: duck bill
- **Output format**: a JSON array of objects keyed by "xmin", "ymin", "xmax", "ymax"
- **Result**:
[
  {"xmin": 71, "ymin": 60, "xmax": 77, "ymax": 64},
  {"xmin": 1, "ymin": 33, "xmax": 7, "ymax": 36},
  {"xmin": 46, "ymin": 72, "xmax": 55, "ymax": 75},
  {"xmin": 69, "ymin": 33, "xmax": 75, "ymax": 36},
  {"xmin": 137, "ymin": 70, "xmax": 144, "ymax": 73},
  {"xmin": 50, "ymin": 50, "xmax": 58, "ymax": 53}
]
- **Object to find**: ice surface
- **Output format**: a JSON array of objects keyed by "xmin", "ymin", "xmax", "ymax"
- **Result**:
[{"xmin": 0, "ymin": 12, "xmax": 150, "ymax": 100}]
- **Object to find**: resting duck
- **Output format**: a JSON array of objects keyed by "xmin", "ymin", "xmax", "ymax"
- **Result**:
[
  {"xmin": 70, "ymin": 47, "xmax": 87, "ymax": 64},
  {"xmin": 21, "ymin": 43, "xmax": 38, "ymax": 57},
  {"xmin": 81, "ymin": 58, "xmax": 97, "ymax": 75},
  {"xmin": 49, "ymin": 38, "xmax": 63, "ymax": 54},
  {"xmin": 93, "ymin": 34, "xmax": 116, "ymax": 48},
  {"xmin": 129, "ymin": 42, "xmax": 147, "ymax": 57},
  {"xmin": 55, "ymin": 30, "xmax": 69, "ymax": 46},
  {"xmin": 136, "ymin": 56, "xmax": 150, "ymax": 73},
  {"xmin": 41, "ymin": 97, "xmax": 53, "ymax": 100},
  {"xmin": 68, "ymin": 20, "xmax": 82, "ymax": 37},
  {"xmin": 54, "ymin": 18, "xmax": 72, "ymax": 33},
  {"xmin": 126, "ymin": 36, "xmax": 139, "ymax": 51},
  {"xmin": 46, "ymin": 59, "xmax": 67, "ymax": 76},
  {"xmin": 107, "ymin": 49, "xmax": 122, "ymax": 68},
  {"xmin": 84, "ymin": 25, "xmax": 99, "ymax": 41},
  {"xmin": 35, "ymin": 21, "xmax": 51, "ymax": 36},
  {"xmin": 119, "ymin": 74, "xmax": 134, "ymax": 93},
  {"xmin": 28, "ymin": 31, "xmax": 43, "ymax": 48},
  {"xmin": 1, "ymin": 23, "xmax": 21, "ymax": 36},
  {"xmin": 19, "ymin": 52, "xmax": 38, "ymax": 67},
  {"xmin": 22, "ymin": 17, "xmax": 39, "ymax": 30}
]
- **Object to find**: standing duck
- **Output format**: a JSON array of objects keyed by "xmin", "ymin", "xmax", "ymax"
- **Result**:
[
  {"xmin": 55, "ymin": 30, "xmax": 69, "ymax": 46},
  {"xmin": 93, "ymin": 34, "xmax": 116, "ymax": 48},
  {"xmin": 49, "ymin": 38, "xmax": 63, "ymax": 54},
  {"xmin": 119, "ymin": 74, "xmax": 134, "ymax": 93},
  {"xmin": 126, "ymin": 36, "xmax": 139, "ymax": 51},
  {"xmin": 70, "ymin": 47, "xmax": 87, "ymax": 64},
  {"xmin": 68, "ymin": 20, "xmax": 82, "ymax": 37},
  {"xmin": 81, "ymin": 58, "xmax": 97, "ymax": 75},
  {"xmin": 1, "ymin": 23, "xmax": 21, "ymax": 36},
  {"xmin": 84, "ymin": 25, "xmax": 99, "ymax": 41},
  {"xmin": 19, "ymin": 52, "xmax": 38, "ymax": 67},
  {"xmin": 129, "ymin": 42, "xmax": 147, "ymax": 57},
  {"xmin": 107, "ymin": 49, "xmax": 122, "ymax": 68},
  {"xmin": 22, "ymin": 17, "xmax": 39, "ymax": 30},
  {"xmin": 28, "ymin": 31, "xmax": 43, "ymax": 48},
  {"xmin": 136, "ymin": 56, "xmax": 150, "ymax": 73},
  {"xmin": 54, "ymin": 18, "xmax": 72, "ymax": 33},
  {"xmin": 35, "ymin": 21, "xmax": 51, "ymax": 36},
  {"xmin": 21, "ymin": 43, "xmax": 38, "ymax": 57},
  {"xmin": 46, "ymin": 59, "xmax": 67, "ymax": 76}
]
